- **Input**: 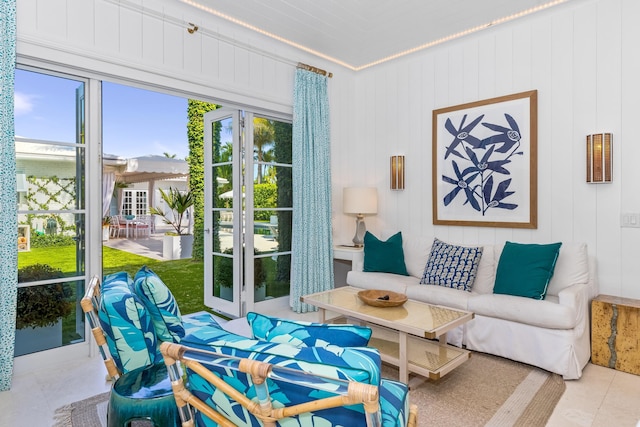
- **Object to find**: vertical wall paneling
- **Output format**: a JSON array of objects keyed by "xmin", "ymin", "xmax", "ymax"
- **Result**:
[
  {"xmin": 218, "ymin": 41, "xmax": 236, "ymax": 85},
  {"xmin": 141, "ymin": 10, "xmax": 163, "ymax": 66},
  {"xmin": 477, "ymin": 33, "xmax": 497, "ymax": 101},
  {"xmin": 16, "ymin": 0, "xmax": 37, "ymax": 35},
  {"xmin": 232, "ymin": 41, "xmax": 250, "ymax": 89},
  {"xmin": 94, "ymin": 1, "xmax": 119, "ymax": 54},
  {"xmin": 200, "ymin": 33, "xmax": 220, "ymax": 81},
  {"xmin": 67, "ymin": 0, "xmax": 94, "ymax": 47},
  {"xmin": 37, "ymin": 0, "xmax": 67, "ymax": 39},
  {"xmin": 183, "ymin": 24, "xmax": 203, "ymax": 77},
  {"xmin": 595, "ymin": 0, "xmax": 623, "ymax": 296},
  {"xmin": 620, "ymin": 0, "xmax": 640, "ymax": 299},
  {"xmin": 547, "ymin": 11, "xmax": 574, "ymax": 242},
  {"xmin": 162, "ymin": 19, "xmax": 184, "ymax": 71},
  {"xmin": 120, "ymin": 5, "xmax": 143, "ymax": 60},
  {"xmin": 571, "ymin": 4, "xmax": 598, "ymax": 257}
]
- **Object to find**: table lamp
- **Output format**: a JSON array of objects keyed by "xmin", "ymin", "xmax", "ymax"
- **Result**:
[{"xmin": 343, "ymin": 187, "xmax": 378, "ymax": 247}]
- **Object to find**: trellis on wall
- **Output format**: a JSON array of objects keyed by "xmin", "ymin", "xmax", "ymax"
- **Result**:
[{"xmin": 20, "ymin": 175, "xmax": 77, "ymax": 235}]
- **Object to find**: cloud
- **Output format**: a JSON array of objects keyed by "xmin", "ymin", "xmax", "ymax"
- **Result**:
[{"xmin": 14, "ymin": 92, "xmax": 35, "ymax": 116}]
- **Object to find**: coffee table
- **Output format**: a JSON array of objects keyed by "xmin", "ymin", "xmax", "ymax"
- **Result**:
[{"xmin": 301, "ymin": 286, "xmax": 474, "ymax": 382}]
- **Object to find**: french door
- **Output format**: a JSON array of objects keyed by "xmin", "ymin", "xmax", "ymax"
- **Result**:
[{"xmin": 204, "ymin": 109, "xmax": 293, "ymax": 317}]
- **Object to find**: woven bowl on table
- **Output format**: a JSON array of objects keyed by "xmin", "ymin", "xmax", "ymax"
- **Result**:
[{"xmin": 357, "ymin": 290, "xmax": 408, "ymax": 308}]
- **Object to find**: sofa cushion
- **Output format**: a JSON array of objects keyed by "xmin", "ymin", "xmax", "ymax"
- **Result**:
[
  {"xmin": 247, "ymin": 312, "xmax": 372, "ymax": 348},
  {"xmin": 420, "ymin": 238, "xmax": 483, "ymax": 291},
  {"xmin": 405, "ymin": 284, "xmax": 472, "ymax": 311},
  {"xmin": 494, "ymin": 242, "xmax": 562, "ymax": 300},
  {"xmin": 363, "ymin": 231, "xmax": 409, "ymax": 276},
  {"xmin": 347, "ymin": 270, "xmax": 413, "ymax": 293},
  {"xmin": 468, "ymin": 293, "xmax": 578, "ymax": 329},
  {"xmin": 469, "ymin": 245, "xmax": 496, "ymax": 295},
  {"xmin": 133, "ymin": 266, "xmax": 185, "ymax": 343},
  {"xmin": 402, "ymin": 235, "xmax": 434, "ymax": 278},
  {"xmin": 99, "ymin": 277, "xmax": 161, "ymax": 373},
  {"xmin": 547, "ymin": 243, "xmax": 589, "ymax": 296}
]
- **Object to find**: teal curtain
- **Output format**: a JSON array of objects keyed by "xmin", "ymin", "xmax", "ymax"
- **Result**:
[
  {"xmin": 290, "ymin": 69, "xmax": 334, "ymax": 313},
  {"xmin": 0, "ymin": 0, "xmax": 17, "ymax": 391}
]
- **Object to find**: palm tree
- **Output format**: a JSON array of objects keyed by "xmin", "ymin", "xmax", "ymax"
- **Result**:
[
  {"xmin": 253, "ymin": 118, "xmax": 275, "ymax": 184},
  {"xmin": 150, "ymin": 187, "xmax": 194, "ymax": 235}
]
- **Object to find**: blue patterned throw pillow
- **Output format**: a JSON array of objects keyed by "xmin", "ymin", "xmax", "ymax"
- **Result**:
[
  {"xmin": 98, "ymin": 280, "xmax": 161, "ymax": 373},
  {"xmin": 247, "ymin": 312, "xmax": 372, "ymax": 348},
  {"xmin": 420, "ymin": 238, "xmax": 483, "ymax": 291},
  {"xmin": 133, "ymin": 266, "xmax": 185, "ymax": 343}
]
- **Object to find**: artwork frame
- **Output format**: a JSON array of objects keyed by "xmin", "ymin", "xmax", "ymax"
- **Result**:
[{"xmin": 432, "ymin": 90, "xmax": 538, "ymax": 228}]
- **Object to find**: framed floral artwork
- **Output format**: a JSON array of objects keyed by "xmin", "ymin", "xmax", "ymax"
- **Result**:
[{"xmin": 432, "ymin": 90, "xmax": 537, "ymax": 228}]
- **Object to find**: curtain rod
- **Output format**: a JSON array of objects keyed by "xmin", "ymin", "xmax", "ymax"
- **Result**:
[{"xmin": 297, "ymin": 62, "xmax": 333, "ymax": 78}]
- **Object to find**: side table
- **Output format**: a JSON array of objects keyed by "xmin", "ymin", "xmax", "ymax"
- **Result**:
[
  {"xmin": 591, "ymin": 294, "xmax": 640, "ymax": 375},
  {"xmin": 333, "ymin": 245, "xmax": 363, "ymax": 287}
]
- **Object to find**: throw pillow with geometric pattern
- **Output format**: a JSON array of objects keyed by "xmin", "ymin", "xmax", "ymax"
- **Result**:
[{"xmin": 420, "ymin": 238, "xmax": 483, "ymax": 291}]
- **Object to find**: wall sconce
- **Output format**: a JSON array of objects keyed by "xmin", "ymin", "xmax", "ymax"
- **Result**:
[
  {"xmin": 390, "ymin": 155, "xmax": 405, "ymax": 190},
  {"xmin": 343, "ymin": 187, "xmax": 378, "ymax": 247},
  {"xmin": 586, "ymin": 133, "xmax": 612, "ymax": 183}
]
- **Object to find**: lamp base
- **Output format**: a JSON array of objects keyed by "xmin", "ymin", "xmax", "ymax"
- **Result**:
[{"xmin": 352, "ymin": 214, "xmax": 366, "ymax": 247}]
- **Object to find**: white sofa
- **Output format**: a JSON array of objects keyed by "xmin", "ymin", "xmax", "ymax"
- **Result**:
[{"xmin": 346, "ymin": 234, "xmax": 598, "ymax": 380}]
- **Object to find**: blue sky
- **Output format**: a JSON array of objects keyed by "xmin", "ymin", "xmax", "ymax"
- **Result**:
[{"xmin": 14, "ymin": 69, "xmax": 190, "ymax": 159}]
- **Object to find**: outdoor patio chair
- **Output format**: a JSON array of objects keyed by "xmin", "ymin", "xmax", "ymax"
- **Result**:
[
  {"xmin": 109, "ymin": 216, "xmax": 125, "ymax": 238},
  {"xmin": 133, "ymin": 215, "xmax": 151, "ymax": 238}
]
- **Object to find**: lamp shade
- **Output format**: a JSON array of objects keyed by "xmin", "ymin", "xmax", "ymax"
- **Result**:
[{"xmin": 343, "ymin": 187, "xmax": 378, "ymax": 214}]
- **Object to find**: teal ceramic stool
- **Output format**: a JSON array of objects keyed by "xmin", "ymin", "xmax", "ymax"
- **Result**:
[{"xmin": 108, "ymin": 363, "xmax": 179, "ymax": 427}]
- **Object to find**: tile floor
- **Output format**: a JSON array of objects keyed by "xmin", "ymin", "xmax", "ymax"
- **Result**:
[{"xmin": 1, "ymin": 320, "xmax": 639, "ymax": 426}]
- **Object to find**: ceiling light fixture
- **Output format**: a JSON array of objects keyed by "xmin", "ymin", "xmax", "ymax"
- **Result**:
[{"xmin": 180, "ymin": 0, "xmax": 568, "ymax": 71}]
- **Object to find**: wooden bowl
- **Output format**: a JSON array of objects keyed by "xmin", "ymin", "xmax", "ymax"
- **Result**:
[{"xmin": 358, "ymin": 290, "xmax": 407, "ymax": 308}]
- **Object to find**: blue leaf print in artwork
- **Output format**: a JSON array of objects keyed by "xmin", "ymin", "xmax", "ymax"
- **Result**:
[
  {"xmin": 482, "ymin": 176, "xmax": 518, "ymax": 214},
  {"xmin": 440, "ymin": 112, "xmax": 524, "ymax": 217},
  {"xmin": 442, "ymin": 161, "xmax": 481, "ymax": 212},
  {"xmin": 443, "ymin": 114, "xmax": 485, "ymax": 159},
  {"xmin": 481, "ymin": 113, "xmax": 521, "ymax": 153}
]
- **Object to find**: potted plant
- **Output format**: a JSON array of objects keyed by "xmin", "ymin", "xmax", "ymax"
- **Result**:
[
  {"xmin": 215, "ymin": 247, "xmax": 267, "ymax": 301},
  {"xmin": 102, "ymin": 216, "xmax": 111, "ymax": 241},
  {"xmin": 15, "ymin": 264, "xmax": 73, "ymax": 356},
  {"xmin": 150, "ymin": 187, "xmax": 194, "ymax": 259}
]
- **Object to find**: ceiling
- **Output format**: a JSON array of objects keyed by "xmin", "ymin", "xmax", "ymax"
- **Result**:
[{"xmin": 184, "ymin": 0, "xmax": 571, "ymax": 70}]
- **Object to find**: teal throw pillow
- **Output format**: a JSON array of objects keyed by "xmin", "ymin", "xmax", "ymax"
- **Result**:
[
  {"xmin": 133, "ymin": 266, "xmax": 185, "ymax": 342},
  {"xmin": 493, "ymin": 241, "xmax": 562, "ymax": 300},
  {"xmin": 247, "ymin": 312, "xmax": 372, "ymax": 348},
  {"xmin": 420, "ymin": 238, "xmax": 483, "ymax": 291},
  {"xmin": 363, "ymin": 231, "xmax": 409, "ymax": 276}
]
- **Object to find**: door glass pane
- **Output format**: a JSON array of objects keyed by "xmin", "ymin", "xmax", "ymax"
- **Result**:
[
  {"xmin": 253, "ymin": 118, "xmax": 292, "ymax": 301},
  {"xmin": 15, "ymin": 68, "xmax": 87, "ymax": 355}
]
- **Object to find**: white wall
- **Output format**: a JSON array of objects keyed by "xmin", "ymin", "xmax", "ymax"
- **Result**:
[
  {"xmin": 15, "ymin": 0, "xmax": 640, "ymax": 299},
  {"xmin": 334, "ymin": 0, "xmax": 639, "ymax": 299}
]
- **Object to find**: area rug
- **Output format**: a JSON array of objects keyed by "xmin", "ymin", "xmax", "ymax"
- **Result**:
[
  {"xmin": 382, "ymin": 352, "xmax": 566, "ymax": 427},
  {"xmin": 53, "ymin": 352, "xmax": 565, "ymax": 427}
]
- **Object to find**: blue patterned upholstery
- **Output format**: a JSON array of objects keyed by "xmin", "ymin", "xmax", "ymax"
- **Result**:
[
  {"xmin": 133, "ymin": 266, "xmax": 185, "ymax": 342},
  {"xmin": 247, "ymin": 311, "xmax": 372, "ymax": 348},
  {"xmin": 180, "ymin": 327, "xmax": 410, "ymax": 427},
  {"xmin": 99, "ymin": 273, "xmax": 162, "ymax": 373}
]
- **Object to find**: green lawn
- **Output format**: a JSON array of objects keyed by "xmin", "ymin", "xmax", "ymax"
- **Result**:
[{"xmin": 18, "ymin": 244, "xmax": 209, "ymax": 315}]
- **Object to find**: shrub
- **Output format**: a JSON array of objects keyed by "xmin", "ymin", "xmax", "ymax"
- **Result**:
[{"xmin": 16, "ymin": 264, "xmax": 73, "ymax": 329}]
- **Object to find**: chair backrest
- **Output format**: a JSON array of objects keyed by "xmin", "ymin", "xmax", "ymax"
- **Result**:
[
  {"xmin": 82, "ymin": 274, "xmax": 162, "ymax": 379},
  {"xmin": 160, "ymin": 341, "xmax": 385, "ymax": 427},
  {"xmin": 81, "ymin": 276, "xmax": 120, "ymax": 380}
]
